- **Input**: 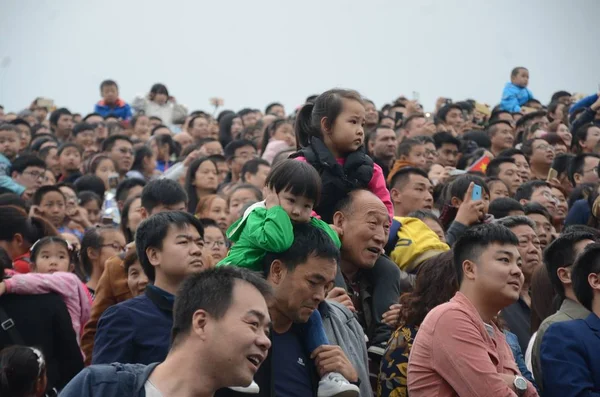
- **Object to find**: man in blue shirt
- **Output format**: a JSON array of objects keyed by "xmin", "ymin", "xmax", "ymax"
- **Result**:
[{"xmin": 92, "ymin": 211, "xmax": 206, "ymax": 365}]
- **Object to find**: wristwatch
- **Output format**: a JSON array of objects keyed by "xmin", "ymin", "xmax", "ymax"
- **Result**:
[{"xmin": 513, "ymin": 375, "xmax": 528, "ymax": 396}]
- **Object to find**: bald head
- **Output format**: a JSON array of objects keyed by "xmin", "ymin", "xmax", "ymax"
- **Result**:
[{"xmin": 334, "ymin": 189, "xmax": 387, "ymax": 217}]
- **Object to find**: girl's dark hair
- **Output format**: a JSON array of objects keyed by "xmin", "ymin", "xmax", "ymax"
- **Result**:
[
  {"xmin": 80, "ymin": 226, "xmax": 118, "ymax": 278},
  {"xmin": 397, "ymin": 251, "xmax": 458, "ymax": 328},
  {"xmin": 530, "ymin": 264, "xmax": 559, "ymax": 333},
  {"xmin": 265, "ymin": 159, "xmax": 321, "ymax": 204},
  {"xmin": 88, "ymin": 154, "xmax": 114, "ymax": 175},
  {"xmin": 121, "ymin": 194, "xmax": 142, "ymax": 243},
  {"xmin": 0, "ymin": 346, "xmax": 46, "ymax": 397},
  {"xmin": 572, "ymin": 122, "xmax": 596, "ymax": 154},
  {"xmin": 131, "ymin": 145, "xmax": 154, "ymax": 173},
  {"xmin": 260, "ymin": 118, "xmax": 291, "ymax": 154},
  {"xmin": 294, "ymin": 89, "xmax": 364, "ymax": 149},
  {"xmin": 153, "ymin": 134, "xmax": 180, "ymax": 158},
  {"xmin": 78, "ymin": 190, "xmax": 102, "ymax": 209},
  {"xmin": 218, "ymin": 113, "xmax": 237, "ymax": 147},
  {"xmin": 149, "ymin": 83, "xmax": 169, "ymax": 100},
  {"xmin": 0, "ymin": 205, "xmax": 57, "ymax": 245},
  {"xmin": 185, "ymin": 157, "xmax": 218, "ymax": 213},
  {"xmin": 30, "ymin": 236, "xmax": 69, "ymax": 265}
]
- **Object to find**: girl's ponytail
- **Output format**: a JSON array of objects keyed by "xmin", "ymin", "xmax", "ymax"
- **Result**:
[{"xmin": 294, "ymin": 102, "xmax": 317, "ymax": 149}]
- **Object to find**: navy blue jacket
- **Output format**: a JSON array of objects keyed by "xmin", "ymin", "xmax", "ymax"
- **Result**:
[
  {"xmin": 92, "ymin": 285, "xmax": 173, "ymax": 365},
  {"xmin": 541, "ymin": 313, "xmax": 600, "ymax": 396},
  {"xmin": 59, "ymin": 362, "xmax": 158, "ymax": 397}
]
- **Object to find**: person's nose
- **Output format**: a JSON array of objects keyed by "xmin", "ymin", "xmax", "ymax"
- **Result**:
[
  {"xmin": 256, "ymin": 330, "xmax": 272, "ymax": 352},
  {"xmin": 425, "ymin": 191, "xmax": 433, "ymax": 204},
  {"xmin": 190, "ymin": 241, "xmax": 203, "ymax": 256}
]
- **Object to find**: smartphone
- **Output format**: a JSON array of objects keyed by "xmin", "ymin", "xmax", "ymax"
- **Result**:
[
  {"xmin": 108, "ymin": 173, "xmax": 119, "ymax": 190},
  {"xmin": 472, "ymin": 184, "xmax": 482, "ymax": 201},
  {"xmin": 547, "ymin": 168, "xmax": 558, "ymax": 181}
]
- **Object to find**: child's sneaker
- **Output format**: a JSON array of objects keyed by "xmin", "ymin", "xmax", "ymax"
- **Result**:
[
  {"xmin": 317, "ymin": 372, "xmax": 359, "ymax": 397},
  {"xmin": 229, "ymin": 380, "xmax": 260, "ymax": 394}
]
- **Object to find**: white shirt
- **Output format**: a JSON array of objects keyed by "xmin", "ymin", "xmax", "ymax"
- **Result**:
[{"xmin": 144, "ymin": 380, "xmax": 164, "ymax": 397}]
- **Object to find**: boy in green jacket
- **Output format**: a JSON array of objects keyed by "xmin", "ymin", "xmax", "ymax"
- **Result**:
[{"xmin": 217, "ymin": 160, "xmax": 358, "ymax": 397}]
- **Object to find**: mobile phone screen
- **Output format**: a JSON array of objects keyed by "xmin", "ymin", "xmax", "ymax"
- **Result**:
[{"xmin": 472, "ymin": 185, "xmax": 482, "ymax": 201}]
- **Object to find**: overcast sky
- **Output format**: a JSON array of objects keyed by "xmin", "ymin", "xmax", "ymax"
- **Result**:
[{"xmin": 1, "ymin": 0, "xmax": 599, "ymax": 115}]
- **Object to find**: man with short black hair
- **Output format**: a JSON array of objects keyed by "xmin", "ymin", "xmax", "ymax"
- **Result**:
[
  {"xmin": 400, "ymin": 114, "xmax": 436, "ymax": 138},
  {"xmin": 102, "ymin": 134, "xmax": 134, "ymax": 179},
  {"xmin": 389, "ymin": 167, "xmax": 433, "ymax": 217},
  {"xmin": 50, "ymin": 107, "xmax": 74, "ymax": 142},
  {"xmin": 10, "ymin": 118, "xmax": 32, "ymax": 151},
  {"xmin": 92, "ymin": 211, "xmax": 205, "ymax": 365},
  {"xmin": 367, "ymin": 126, "xmax": 397, "ymax": 176},
  {"xmin": 433, "ymin": 132, "xmax": 460, "ymax": 167},
  {"xmin": 568, "ymin": 153, "xmax": 600, "ymax": 187},
  {"xmin": 499, "ymin": 148, "xmax": 531, "ymax": 183},
  {"xmin": 496, "ymin": 216, "xmax": 542, "ymax": 353},
  {"xmin": 488, "ymin": 120, "xmax": 515, "ymax": 157},
  {"xmin": 435, "ymin": 104, "xmax": 464, "ymax": 133},
  {"xmin": 9, "ymin": 154, "xmax": 46, "ymax": 194},
  {"xmin": 62, "ymin": 266, "xmax": 272, "ymax": 397},
  {"xmin": 487, "ymin": 157, "xmax": 522, "ymax": 195},
  {"xmin": 224, "ymin": 139, "xmax": 258, "ymax": 185},
  {"xmin": 407, "ymin": 223, "xmax": 537, "ymax": 396},
  {"xmin": 515, "ymin": 180, "xmax": 557, "ymax": 216},
  {"xmin": 72, "ymin": 122, "xmax": 97, "ymax": 157},
  {"xmin": 530, "ymin": 231, "xmax": 595, "ymax": 393},
  {"xmin": 540, "ymin": 243, "xmax": 600, "ymax": 396},
  {"xmin": 265, "ymin": 102, "xmax": 285, "ymax": 118},
  {"xmin": 488, "ymin": 197, "xmax": 525, "ymax": 219},
  {"xmin": 188, "ymin": 115, "xmax": 211, "ymax": 142},
  {"xmin": 523, "ymin": 202, "xmax": 553, "ymax": 250},
  {"xmin": 241, "ymin": 158, "xmax": 270, "ymax": 189}
]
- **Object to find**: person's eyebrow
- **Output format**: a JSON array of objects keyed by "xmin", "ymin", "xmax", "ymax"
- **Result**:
[
  {"xmin": 497, "ymin": 250, "xmax": 515, "ymax": 258},
  {"xmin": 247, "ymin": 310, "xmax": 272, "ymax": 327},
  {"xmin": 175, "ymin": 234, "xmax": 194, "ymax": 240},
  {"xmin": 308, "ymin": 273, "xmax": 327, "ymax": 283}
]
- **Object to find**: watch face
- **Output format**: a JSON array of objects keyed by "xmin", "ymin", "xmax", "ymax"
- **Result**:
[{"xmin": 515, "ymin": 376, "xmax": 528, "ymax": 390}]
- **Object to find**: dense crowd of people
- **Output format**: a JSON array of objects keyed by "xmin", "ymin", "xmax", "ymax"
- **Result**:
[{"xmin": 0, "ymin": 67, "xmax": 600, "ymax": 396}]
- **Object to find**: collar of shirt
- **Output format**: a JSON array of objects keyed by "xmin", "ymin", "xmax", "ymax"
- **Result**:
[{"xmin": 146, "ymin": 284, "xmax": 175, "ymax": 312}]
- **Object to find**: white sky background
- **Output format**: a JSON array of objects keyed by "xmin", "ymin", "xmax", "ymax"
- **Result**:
[{"xmin": 1, "ymin": 0, "xmax": 599, "ymax": 115}]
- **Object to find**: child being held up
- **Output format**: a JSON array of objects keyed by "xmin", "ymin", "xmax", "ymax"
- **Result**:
[
  {"xmin": 500, "ymin": 66, "xmax": 535, "ymax": 113},
  {"xmin": 218, "ymin": 159, "xmax": 359, "ymax": 397}
]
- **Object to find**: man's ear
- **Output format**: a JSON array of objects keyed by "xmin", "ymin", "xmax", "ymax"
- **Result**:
[
  {"xmin": 332, "ymin": 210, "xmax": 345, "ymax": 229},
  {"xmin": 573, "ymin": 173, "xmax": 583, "ymax": 185},
  {"xmin": 519, "ymin": 199, "xmax": 529, "ymax": 206},
  {"xmin": 390, "ymin": 187, "xmax": 402, "ymax": 204},
  {"xmin": 146, "ymin": 246, "xmax": 161, "ymax": 267},
  {"xmin": 192, "ymin": 309, "xmax": 209, "ymax": 340},
  {"xmin": 557, "ymin": 267, "xmax": 572, "ymax": 285},
  {"xmin": 87, "ymin": 246, "xmax": 99, "ymax": 261},
  {"xmin": 463, "ymin": 259, "xmax": 477, "ymax": 281},
  {"xmin": 268, "ymin": 259, "xmax": 287, "ymax": 286},
  {"xmin": 589, "ymin": 273, "xmax": 600, "ymax": 293},
  {"xmin": 139, "ymin": 207, "xmax": 149, "ymax": 220}
]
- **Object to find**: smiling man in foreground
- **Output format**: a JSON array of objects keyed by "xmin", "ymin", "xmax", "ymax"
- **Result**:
[{"xmin": 61, "ymin": 266, "xmax": 273, "ymax": 396}]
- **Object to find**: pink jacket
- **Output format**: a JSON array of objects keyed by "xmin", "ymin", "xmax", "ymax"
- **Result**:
[
  {"xmin": 295, "ymin": 156, "xmax": 394, "ymax": 220},
  {"xmin": 407, "ymin": 292, "xmax": 538, "ymax": 397},
  {"xmin": 4, "ymin": 272, "xmax": 92, "ymax": 345}
]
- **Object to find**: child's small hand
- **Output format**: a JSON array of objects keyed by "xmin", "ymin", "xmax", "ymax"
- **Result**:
[
  {"xmin": 263, "ymin": 188, "xmax": 280, "ymax": 209},
  {"xmin": 29, "ymin": 205, "xmax": 44, "ymax": 218}
]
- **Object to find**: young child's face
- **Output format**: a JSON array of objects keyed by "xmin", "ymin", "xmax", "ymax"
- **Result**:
[
  {"xmin": 328, "ymin": 99, "xmax": 366, "ymax": 155},
  {"xmin": 59, "ymin": 147, "xmax": 82, "ymax": 172},
  {"xmin": 401, "ymin": 144, "xmax": 427, "ymax": 170},
  {"xmin": 0, "ymin": 129, "xmax": 20, "ymax": 160},
  {"xmin": 512, "ymin": 69, "xmax": 529, "ymax": 88},
  {"xmin": 34, "ymin": 242, "xmax": 70, "ymax": 274},
  {"xmin": 38, "ymin": 191, "xmax": 66, "ymax": 227},
  {"xmin": 278, "ymin": 189, "xmax": 314, "ymax": 223},
  {"xmin": 102, "ymin": 85, "xmax": 119, "ymax": 104}
]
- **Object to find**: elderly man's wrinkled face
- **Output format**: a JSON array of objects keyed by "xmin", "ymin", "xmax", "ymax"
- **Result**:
[{"xmin": 334, "ymin": 190, "xmax": 390, "ymax": 268}]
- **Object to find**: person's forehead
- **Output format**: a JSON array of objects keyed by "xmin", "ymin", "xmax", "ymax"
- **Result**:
[
  {"xmin": 231, "ymin": 189, "xmax": 256, "ymax": 201},
  {"xmin": 295, "ymin": 255, "xmax": 337, "ymax": 278},
  {"xmin": 485, "ymin": 243, "xmax": 520, "ymax": 257},
  {"xmin": 61, "ymin": 146, "xmax": 80, "ymax": 154},
  {"xmin": 499, "ymin": 162, "xmax": 518, "ymax": 171},
  {"xmin": 510, "ymin": 224, "xmax": 537, "ymax": 237},
  {"xmin": 528, "ymin": 213, "xmax": 550, "ymax": 225},
  {"xmin": 0, "ymin": 129, "xmax": 18, "ymax": 137},
  {"xmin": 42, "ymin": 191, "xmax": 64, "ymax": 201},
  {"xmin": 409, "ymin": 173, "xmax": 430, "ymax": 185},
  {"xmin": 351, "ymin": 193, "xmax": 388, "ymax": 216},
  {"xmin": 532, "ymin": 186, "xmax": 551, "ymax": 195},
  {"xmin": 584, "ymin": 156, "xmax": 600, "ymax": 166},
  {"xmin": 441, "ymin": 143, "xmax": 458, "ymax": 150},
  {"xmin": 114, "ymin": 139, "xmax": 132, "ymax": 148},
  {"xmin": 376, "ymin": 128, "xmax": 395, "ymax": 138},
  {"xmin": 341, "ymin": 99, "xmax": 365, "ymax": 114},
  {"xmin": 58, "ymin": 114, "xmax": 72, "ymax": 119},
  {"xmin": 235, "ymin": 145, "xmax": 255, "ymax": 154},
  {"xmin": 24, "ymin": 165, "xmax": 44, "ymax": 173},
  {"xmin": 87, "ymin": 116, "xmax": 103, "ymax": 123},
  {"xmin": 166, "ymin": 223, "xmax": 201, "ymax": 239}
]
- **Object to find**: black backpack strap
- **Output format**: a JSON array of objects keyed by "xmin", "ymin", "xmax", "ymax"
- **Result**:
[
  {"xmin": 0, "ymin": 306, "xmax": 25, "ymax": 345},
  {"xmin": 384, "ymin": 219, "xmax": 402, "ymax": 256}
]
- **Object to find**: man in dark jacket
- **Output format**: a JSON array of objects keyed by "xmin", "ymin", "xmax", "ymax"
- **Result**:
[
  {"xmin": 0, "ymin": 280, "xmax": 83, "ymax": 393},
  {"xmin": 92, "ymin": 211, "xmax": 205, "ymax": 365},
  {"xmin": 60, "ymin": 267, "xmax": 272, "ymax": 396}
]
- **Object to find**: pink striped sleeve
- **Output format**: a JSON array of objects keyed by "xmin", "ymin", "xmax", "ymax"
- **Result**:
[{"xmin": 370, "ymin": 163, "xmax": 394, "ymax": 220}]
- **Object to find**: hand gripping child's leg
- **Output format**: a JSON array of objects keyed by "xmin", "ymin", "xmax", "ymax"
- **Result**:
[{"xmin": 304, "ymin": 310, "xmax": 359, "ymax": 397}]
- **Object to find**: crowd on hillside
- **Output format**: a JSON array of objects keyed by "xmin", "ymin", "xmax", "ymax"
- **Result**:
[{"xmin": 1, "ymin": 67, "xmax": 600, "ymax": 397}]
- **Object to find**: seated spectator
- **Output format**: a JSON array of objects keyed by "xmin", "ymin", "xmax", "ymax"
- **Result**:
[
  {"xmin": 394, "ymin": 138, "xmax": 427, "ymax": 170},
  {"xmin": 433, "ymin": 132, "xmax": 460, "ymax": 167},
  {"xmin": 9, "ymin": 154, "xmax": 46, "ymax": 197},
  {"xmin": 217, "ymin": 224, "xmax": 371, "ymax": 397},
  {"xmin": 131, "ymin": 83, "xmax": 188, "ymax": 128},
  {"xmin": 413, "ymin": 135, "xmax": 437, "ymax": 172},
  {"xmin": 92, "ymin": 211, "xmax": 205, "ymax": 365},
  {"xmin": 80, "ymin": 179, "xmax": 188, "ymax": 364},
  {"xmin": 515, "ymin": 180, "xmax": 557, "ymax": 217},
  {"xmin": 199, "ymin": 219, "xmax": 228, "ymax": 268},
  {"xmin": 407, "ymin": 223, "xmax": 538, "ymax": 396},
  {"xmin": 496, "ymin": 216, "xmax": 542, "ymax": 353},
  {"xmin": 93, "ymin": 80, "xmax": 132, "ymax": 121},
  {"xmin": 486, "ymin": 157, "xmax": 522, "ymax": 196},
  {"xmin": 378, "ymin": 251, "xmax": 457, "ymax": 397},
  {"xmin": 531, "ymin": 231, "xmax": 595, "ymax": 393},
  {"xmin": 332, "ymin": 189, "xmax": 401, "ymax": 348},
  {"xmin": 498, "ymin": 148, "xmax": 531, "ymax": 183},
  {"xmin": 521, "ymin": 139, "xmax": 555, "ymax": 181},
  {"xmin": 523, "ymin": 202, "xmax": 554, "ymax": 250},
  {"xmin": 568, "ymin": 153, "xmax": 600, "ymax": 188},
  {"xmin": 488, "ymin": 120, "xmax": 515, "ymax": 157},
  {"xmin": 549, "ymin": 153, "xmax": 574, "ymax": 195},
  {"xmin": 260, "ymin": 119, "xmax": 295, "ymax": 164},
  {"xmin": 388, "ymin": 167, "xmax": 433, "ymax": 217},
  {"xmin": 540, "ymin": 243, "xmax": 600, "ymax": 396},
  {"xmin": 367, "ymin": 126, "xmax": 397, "ymax": 177},
  {"xmin": 489, "ymin": 197, "xmax": 525, "ymax": 219},
  {"xmin": 61, "ymin": 267, "xmax": 271, "ymax": 396},
  {"xmin": 500, "ymin": 67, "xmax": 534, "ymax": 113},
  {"xmin": 571, "ymin": 122, "xmax": 600, "ymax": 154},
  {"xmin": 240, "ymin": 158, "xmax": 270, "ymax": 190},
  {"xmin": 487, "ymin": 177, "xmax": 510, "ymax": 202}
]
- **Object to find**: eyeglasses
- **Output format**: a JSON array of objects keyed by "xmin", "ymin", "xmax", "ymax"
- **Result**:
[
  {"xmin": 90, "ymin": 122, "xmax": 106, "ymax": 128},
  {"xmin": 425, "ymin": 149, "xmax": 438, "ymax": 157},
  {"xmin": 101, "ymin": 243, "xmax": 126, "ymax": 252},
  {"xmin": 534, "ymin": 143, "xmax": 555, "ymax": 152},
  {"xmin": 205, "ymin": 240, "xmax": 226, "ymax": 248},
  {"xmin": 23, "ymin": 170, "xmax": 45, "ymax": 180}
]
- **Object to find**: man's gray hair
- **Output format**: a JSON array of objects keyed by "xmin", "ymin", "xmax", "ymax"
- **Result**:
[{"xmin": 494, "ymin": 215, "xmax": 536, "ymax": 230}]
